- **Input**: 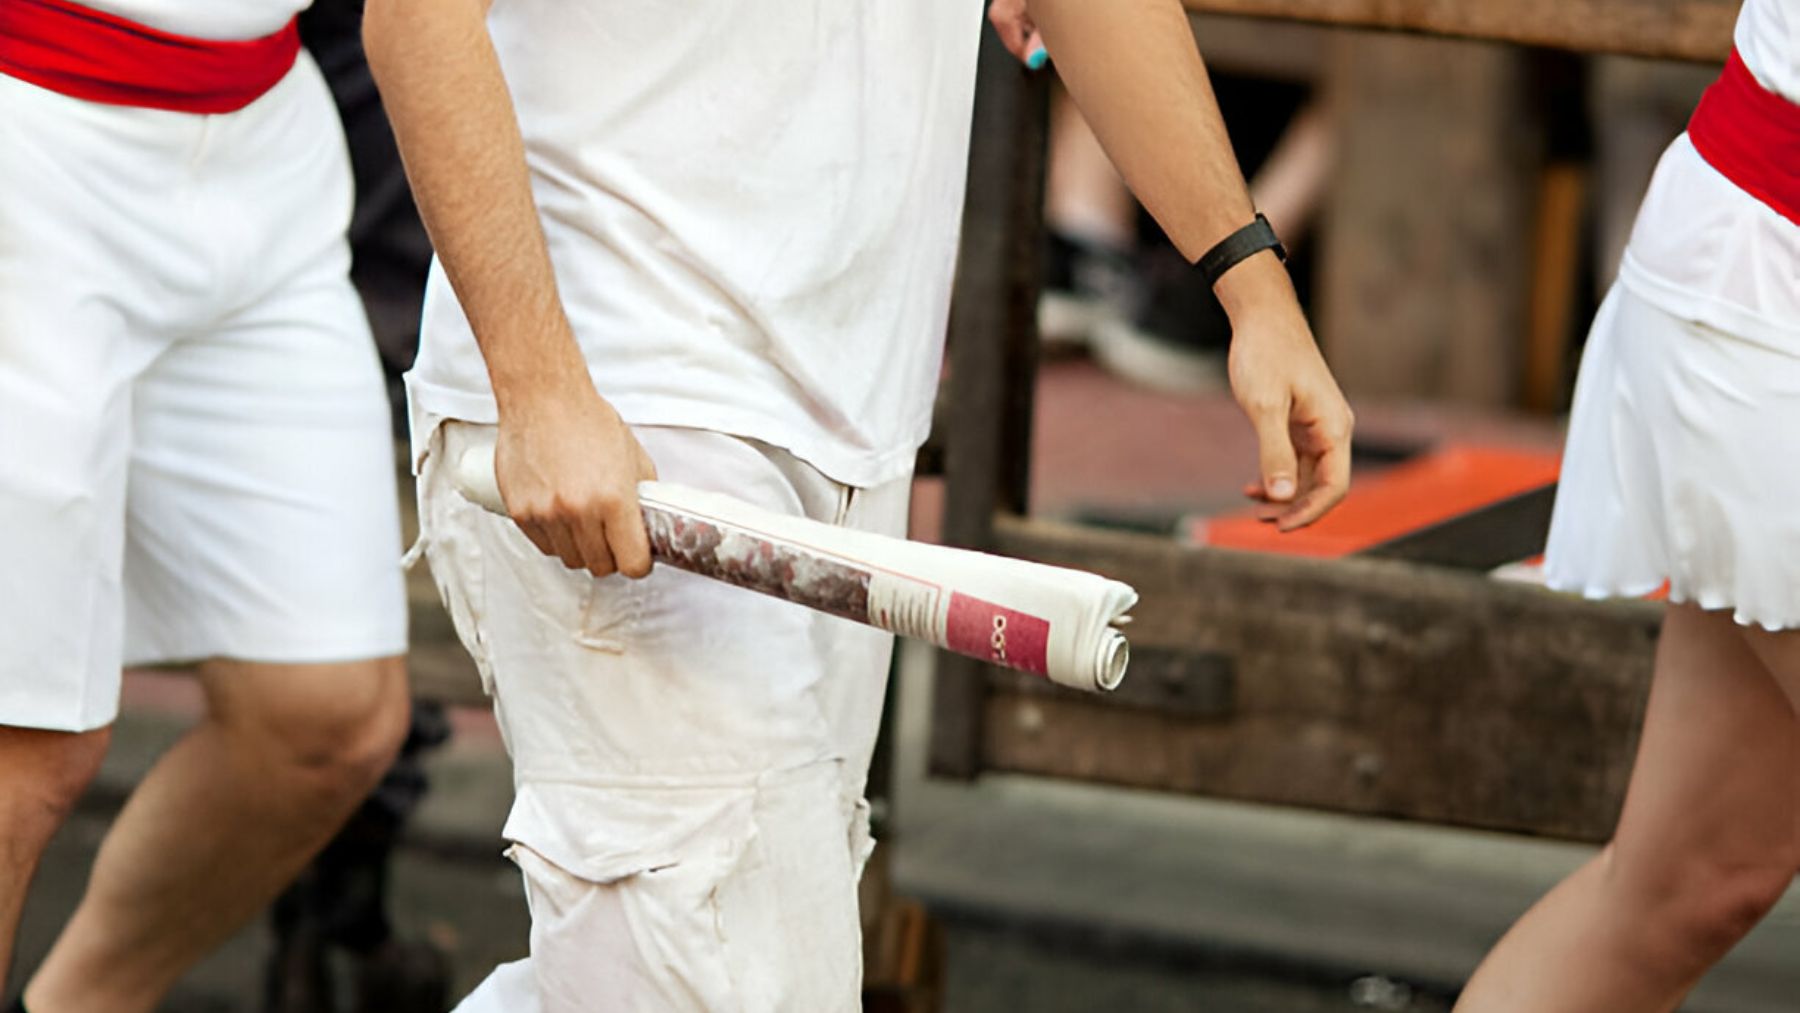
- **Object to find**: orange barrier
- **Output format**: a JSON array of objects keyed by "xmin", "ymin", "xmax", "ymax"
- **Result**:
[{"xmin": 1193, "ymin": 445, "xmax": 1562, "ymax": 558}]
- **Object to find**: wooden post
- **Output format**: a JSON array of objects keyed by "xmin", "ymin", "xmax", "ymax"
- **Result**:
[
  {"xmin": 927, "ymin": 33, "xmax": 1050, "ymax": 780},
  {"xmin": 1317, "ymin": 33, "xmax": 1543, "ymax": 406}
]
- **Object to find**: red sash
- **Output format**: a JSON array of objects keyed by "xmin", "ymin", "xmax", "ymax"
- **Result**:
[
  {"xmin": 0, "ymin": 0, "xmax": 298, "ymax": 114},
  {"xmin": 1688, "ymin": 47, "xmax": 1800, "ymax": 228}
]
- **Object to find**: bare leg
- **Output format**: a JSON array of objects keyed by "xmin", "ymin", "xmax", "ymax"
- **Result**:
[
  {"xmin": 24, "ymin": 657, "xmax": 408, "ymax": 1013},
  {"xmin": 1045, "ymin": 86, "xmax": 1137, "ymax": 250},
  {"xmin": 1455, "ymin": 604, "xmax": 1799, "ymax": 1013},
  {"xmin": 1246, "ymin": 101, "xmax": 1333, "ymax": 249},
  {"xmin": 0, "ymin": 726, "xmax": 111, "ymax": 993}
]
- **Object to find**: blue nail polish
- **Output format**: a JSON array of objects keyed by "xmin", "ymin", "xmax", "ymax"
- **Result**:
[{"xmin": 1026, "ymin": 48, "xmax": 1048, "ymax": 71}]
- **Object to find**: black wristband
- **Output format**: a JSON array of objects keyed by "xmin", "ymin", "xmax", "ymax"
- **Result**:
[{"xmin": 1196, "ymin": 213, "xmax": 1287, "ymax": 288}]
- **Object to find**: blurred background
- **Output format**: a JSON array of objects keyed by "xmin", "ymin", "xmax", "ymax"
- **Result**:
[{"xmin": 18, "ymin": 2, "xmax": 1799, "ymax": 1011}]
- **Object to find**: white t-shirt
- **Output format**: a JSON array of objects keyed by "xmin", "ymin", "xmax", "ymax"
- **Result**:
[
  {"xmin": 1619, "ymin": 0, "xmax": 1800, "ymax": 350},
  {"xmin": 84, "ymin": 0, "xmax": 304, "ymax": 39},
  {"xmin": 407, "ymin": 1, "xmax": 984, "ymax": 487}
]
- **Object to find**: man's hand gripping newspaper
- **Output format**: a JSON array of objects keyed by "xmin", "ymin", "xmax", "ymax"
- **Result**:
[{"xmin": 450, "ymin": 425, "xmax": 1137, "ymax": 694}]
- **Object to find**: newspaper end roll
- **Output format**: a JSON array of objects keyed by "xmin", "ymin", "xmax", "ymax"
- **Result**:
[
  {"xmin": 452, "ymin": 440, "xmax": 506, "ymax": 515},
  {"xmin": 444, "ymin": 422, "xmax": 1139, "ymax": 695},
  {"xmin": 1097, "ymin": 629, "xmax": 1129, "ymax": 692}
]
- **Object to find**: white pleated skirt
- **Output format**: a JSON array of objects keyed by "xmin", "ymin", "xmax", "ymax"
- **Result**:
[{"xmin": 1544, "ymin": 282, "xmax": 1800, "ymax": 630}]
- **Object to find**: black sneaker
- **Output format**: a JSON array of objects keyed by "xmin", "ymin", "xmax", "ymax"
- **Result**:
[
  {"xmin": 1090, "ymin": 243, "xmax": 1231, "ymax": 393},
  {"xmin": 1039, "ymin": 230, "xmax": 1139, "ymax": 350}
]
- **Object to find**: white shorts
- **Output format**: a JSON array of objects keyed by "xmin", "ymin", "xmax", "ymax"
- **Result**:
[
  {"xmin": 1545, "ymin": 281, "xmax": 1800, "ymax": 630},
  {"xmin": 417, "ymin": 417, "xmax": 909, "ymax": 1012},
  {"xmin": 0, "ymin": 58, "xmax": 409, "ymax": 733}
]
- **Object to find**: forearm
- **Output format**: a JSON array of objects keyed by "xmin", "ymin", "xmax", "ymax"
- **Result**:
[
  {"xmin": 364, "ymin": 0, "xmax": 588, "ymax": 419},
  {"xmin": 1025, "ymin": 0, "xmax": 1293, "ymax": 319}
]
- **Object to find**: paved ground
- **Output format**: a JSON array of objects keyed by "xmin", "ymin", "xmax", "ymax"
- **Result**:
[
  {"xmin": 18, "ymin": 670, "xmax": 1443, "ymax": 1012},
  {"xmin": 19, "ymin": 803, "xmax": 1440, "ymax": 1013},
  {"xmin": 20, "ymin": 640, "xmax": 1800, "ymax": 1011}
]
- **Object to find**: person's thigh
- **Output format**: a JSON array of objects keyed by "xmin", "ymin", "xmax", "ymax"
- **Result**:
[
  {"xmin": 1738, "ymin": 627, "xmax": 1800, "ymax": 714},
  {"xmin": 707, "ymin": 758, "xmax": 863, "ymax": 1010},
  {"xmin": 1610, "ymin": 604, "xmax": 1798, "ymax": 896},
  {"xmin": 122, "ymin": 271, "xmax": 408, "ymax": 669},
  {"xmin": 1735, "ymin": 627, "xmax": 1800, "ymax": 860},
  {"xmin": 0, "ymin": 75, "xmax": 184, "ymax": 733},
  {"xmin": 0, "ymin": 303, "xmax": 132, "ymax": 731},
  {"xmin": 198, "ymin": 656, "xmax": 409, "ymax": 772}
]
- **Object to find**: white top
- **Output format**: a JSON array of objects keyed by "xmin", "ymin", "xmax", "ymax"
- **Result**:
[
  {"xmin": 407, "ymin": 0, "xmax": 984, "ymax": 487},
  {"xmin": 1618, "ymin": 0, "xmax": 1800, "ymax": 350},
  {"xmin": 83, "ymin": 0, "xmax": 304, "ymax": 39}
]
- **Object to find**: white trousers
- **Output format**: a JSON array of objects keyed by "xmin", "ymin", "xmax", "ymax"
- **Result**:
[{"xmin": 417, "ymin": 418, "xmax": 910, "ymax": 1012}]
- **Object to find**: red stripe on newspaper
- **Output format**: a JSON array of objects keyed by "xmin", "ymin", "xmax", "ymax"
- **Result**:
[{"xmin": 945, "ymin": 593, "xmax": 1050, "ymax": 676}]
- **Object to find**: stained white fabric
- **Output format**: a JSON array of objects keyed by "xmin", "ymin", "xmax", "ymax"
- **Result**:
[
  {"xmin": 454, "ymin": 762, "xmax": 867, "ymax": 1013},
  {"xmin": 418, "ymin": 418, "xmax": 905, "ymax": 1009},
  {"xmin": 1617, "ymin": 0, "xmax": 1800, "ymax": 352},
  {"xmin": 1545, "ymin": 287, "xmax": 1800, "ymax": 630},
  {"xmin": 405, "ymin": 1, "xmax": 983, "ymax": 487},
  {"xmin": 0, "ymin": 57, "xmax": 408, "ymax": 732},
  {"xmin": 81, "ymin": 0, "xmax": 306, "ymax": 40}
]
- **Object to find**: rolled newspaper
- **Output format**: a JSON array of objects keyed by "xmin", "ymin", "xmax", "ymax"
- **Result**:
[{"xmin": 450, "ymin": 434, "xmax": 1137, "ymax": 692}]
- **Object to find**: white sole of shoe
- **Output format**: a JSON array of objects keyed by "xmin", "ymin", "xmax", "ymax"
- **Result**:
[{"xmin": 1090, "ymin": 317, "xmax": 1227, "ymax": 394}]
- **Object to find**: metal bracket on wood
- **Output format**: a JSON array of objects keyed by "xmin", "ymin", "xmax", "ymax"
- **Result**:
[
  {"xmin": 993, "ymin": 647, "xmax": 1237, "ymax": 721},
  {"xmin": 1106, "ymin": 647, "xmax": 1237, "ymax": 719}
]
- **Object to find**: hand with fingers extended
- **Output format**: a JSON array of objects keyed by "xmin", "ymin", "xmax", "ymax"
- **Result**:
[
  {"xmin": 987, "ymin": 0, "xmax": 1049, "ymax": 69},
  {"xmin": 1225, "ymin": 293, "xmax": 1354, "ymax": 531},
  {"xmin": 494, "ymin": 383, "xmax": 659, "ymax": 579}
]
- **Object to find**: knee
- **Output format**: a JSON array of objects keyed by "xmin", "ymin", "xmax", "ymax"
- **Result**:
[
  {"xmin": 230, "ymin": 657, "xmax": 411, "ymax": 805},
  {"xmin": 1672, "ymin": 859, "xmax": 1794, "ymax": 959},
  {"xmin": 1607, "ymin": 843, "xmax": 1795, "ymax": 970},
  {"xmin": 0, "ymin": 724, "xmax": 112, "ymax": 826}
]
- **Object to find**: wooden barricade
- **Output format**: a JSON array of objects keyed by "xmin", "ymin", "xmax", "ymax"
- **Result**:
[
  {"xmin": 928, "ymin": 4, "xmax": 1733, "ymax": 843},
  {"xmin": 1182, "ymin": 0, "xmax": 1735, "ymax": 62}
]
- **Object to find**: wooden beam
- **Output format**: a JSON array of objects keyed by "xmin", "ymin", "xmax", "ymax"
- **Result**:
[
  {"xmin": 1188, "ymin": 14, "xmax": 1329, "ymax": 82},
  {"xmin": 1522, "ymin": 163, "xmax": 1592, "ymax": 414},
  {"xmin": 983, "ymin": 516, "xmax": 1662, "ymax": 842},
  {"xmin": 1182, "ymin": 0, "xmax": 1736, "ymax": 62}
]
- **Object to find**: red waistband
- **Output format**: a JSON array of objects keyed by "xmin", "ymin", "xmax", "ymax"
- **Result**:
[
  {"xmin": 0, "ymin": 0, "xmax": 298, "ymax": 114},
  {"xmin": 1688, "ymin": 47, "xmax": 1800, "ymax": 228}
]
